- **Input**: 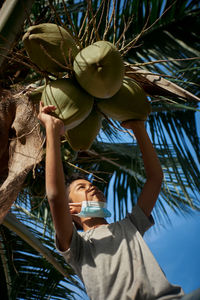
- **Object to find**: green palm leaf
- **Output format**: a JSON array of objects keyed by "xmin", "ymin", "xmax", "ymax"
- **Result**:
[{"xmin": 1, "ymin": 210, "xmax": 85, "ymax": 299}]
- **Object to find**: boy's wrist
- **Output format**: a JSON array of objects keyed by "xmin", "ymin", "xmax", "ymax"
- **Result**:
[
  {"xmin": 128, "ymin": 123, "xmax": 146, "ymax": 134},
  {"xmin": 131, "ymin": 123, "xmax": 146, "ymax": 133},
  {"xmin": 121, "ymin": 119, "xmax": 145, "ymax": 131},
  {"xmin": 46, "ymin": 122, "xmax": 62, "ymax": 139}
]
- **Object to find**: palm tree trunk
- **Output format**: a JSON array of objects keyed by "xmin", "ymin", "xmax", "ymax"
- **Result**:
[{"xmin": 0, "ymin": 90, "xmax": 43, "ymax": 223}]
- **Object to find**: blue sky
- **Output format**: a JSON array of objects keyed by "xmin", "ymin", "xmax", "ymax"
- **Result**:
[
  {"xmin": 146, "ymin": 110, "xmax": 200, "ymax": 294},
  {"xmin": 144, "ymin": 206, "xmax": 200, "ymax": 294}
]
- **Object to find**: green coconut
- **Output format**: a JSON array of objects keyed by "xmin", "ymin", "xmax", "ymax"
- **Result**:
[
  {"xmin": 41, "ymin": 78, "xmax": 94, "ymax": 129},
  {"xmin": 23, "ymin": 23, "xmax": 79, "ymax": 73},
  {"xmin": 65, "ymin": 109, "xmax": 102, "ymax": 151},
  {"xmin": 73, "ymin": 41, "xmax": 124, "ymax": 99},
  {"xmin": 96, "ymin": 77, "xmax": 151, "ymax": 122}
]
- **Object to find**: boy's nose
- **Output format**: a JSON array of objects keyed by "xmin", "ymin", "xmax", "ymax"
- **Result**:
[
  {"xmin": 86, "ymin": 185, "xmax": 95, "ymax": 192},
  {"xmin": 86, "ymin": 184, "xmax": 101, "ymax": 195}
]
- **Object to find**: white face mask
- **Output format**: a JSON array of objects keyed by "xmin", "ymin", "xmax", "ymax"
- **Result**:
[{"xmin": 72, "ymin": 201, "xmax": 111, "ymax": 218}]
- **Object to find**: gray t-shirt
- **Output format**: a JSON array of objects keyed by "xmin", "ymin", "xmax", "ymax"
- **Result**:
[{"xmin": 57, "ymin": 205, "xmax": 184, "ymax": 300}]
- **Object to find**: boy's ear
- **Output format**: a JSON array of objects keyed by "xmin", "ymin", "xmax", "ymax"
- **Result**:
[
  {"xmin": 69, "ymin": 206, "xmax": 77, "ymax": 215},
  {"xmin": 69, "ymin": 203, "xmax": 81, "ymax": 215}
]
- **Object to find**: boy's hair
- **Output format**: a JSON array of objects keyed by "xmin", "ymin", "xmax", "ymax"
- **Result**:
[{"xmin": 65, "ymin": 172, "xmax": 90, "ymax": 192}]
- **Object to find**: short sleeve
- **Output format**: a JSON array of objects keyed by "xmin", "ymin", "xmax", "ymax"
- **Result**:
[
  {"xmin": 55, "ymin": 225, "xmax": 84, "ymax": 265},
  {"xmin": 127, "ymin": 204, "xmax": 154, "ymax": 236}
]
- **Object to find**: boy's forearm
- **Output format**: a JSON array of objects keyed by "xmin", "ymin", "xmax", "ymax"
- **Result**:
[
  {"xmin": 45, "ymin": 125, "xmax": 66, "ymax": 201},
  {"xmin": 131, "ymin": 123, "xmax": 163, "ymax": 180},
  {"xmin": 45, "ymin": 124, "xmax": 73, "ymax": 250},
  {"xmin": 121, "ymin": 120, "xmax": 163, "ymax": 216},
  {"xmin": 38, "ymin": 104, "xmax": 73, "ymax": 250}
]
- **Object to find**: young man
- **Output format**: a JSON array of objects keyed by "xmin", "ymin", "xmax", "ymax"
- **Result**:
[{"xmin": 38, "ymin": 102, "xmax": 186, "ymax": 300}]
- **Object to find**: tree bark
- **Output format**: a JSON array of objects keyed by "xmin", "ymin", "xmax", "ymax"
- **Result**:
[{"xmin": 0, "ymin": 89, "xmax": 43, "ymax": 223}]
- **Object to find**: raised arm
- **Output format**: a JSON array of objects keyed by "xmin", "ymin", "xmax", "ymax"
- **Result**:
[
  {"xmin": 38, "ymin": 102, "xmax": 73, "ymax": 251},
  {"xmin": 121, "ymin": 120, "xmax": 163, "ymax": 217}
]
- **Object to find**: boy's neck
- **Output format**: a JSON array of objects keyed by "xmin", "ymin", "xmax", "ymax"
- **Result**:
[{"xmin": 81, "ymin": 217, "xmax": 108, "ymax": 231}]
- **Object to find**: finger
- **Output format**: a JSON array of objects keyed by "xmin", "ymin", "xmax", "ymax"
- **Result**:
[
  {"xmin": 40, "ymin": 101, "xmax": 56, "ymax": 112},
  {"xmin": 120, "ymin": 122, "xmax": 129, "ymax": 129},
  {"xmin": 42, "ymin": 105, "xmax": 57, "ymax": 113},
  {"xmin": 69, "ymin": 203, "xmax": 82, "ymax": 207},
  {"xmin": 121, "ymin": 119, "xmax": 138, "ymax": 128},
  {"xmin": 39, "ymin": 101, "xmax": 44, "ymax": 113}
]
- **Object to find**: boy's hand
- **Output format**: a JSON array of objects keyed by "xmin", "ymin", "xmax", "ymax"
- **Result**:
[
  {"xmin": 38, "ymin": 101, "xmax": 65, "ymax": 136},
  {"xmin": 121, "ymin": 119, "xmax": 145, "ymax": 131}
]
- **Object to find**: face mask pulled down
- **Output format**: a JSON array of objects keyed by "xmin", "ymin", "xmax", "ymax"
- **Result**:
[{"xmin": 72, "ymin": 201, "xmax": 111, "ymax": 218}]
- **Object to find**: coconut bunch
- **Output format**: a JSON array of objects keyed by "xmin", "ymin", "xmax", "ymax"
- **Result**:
[
  {"xmin": 23, "ymin": 23, "xmax": 151, "ymax": 151},
  {"xmin": 22, "ymin": 23, "xmax": 79, "ymax": 73}
]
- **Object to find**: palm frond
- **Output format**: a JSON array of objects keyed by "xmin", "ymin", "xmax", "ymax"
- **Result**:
[{"xmin": 0, "ymin": 210, "xmax": 85, "ymax": 299}]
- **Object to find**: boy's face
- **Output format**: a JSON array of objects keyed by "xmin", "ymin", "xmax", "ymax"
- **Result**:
[
  {"xmin": 68, "ymin": 179, "xmax": 106, "ymax": 204},
  {"xmin": 68, "ymin": 179, "xmax": 106, "ymax": 217}
]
